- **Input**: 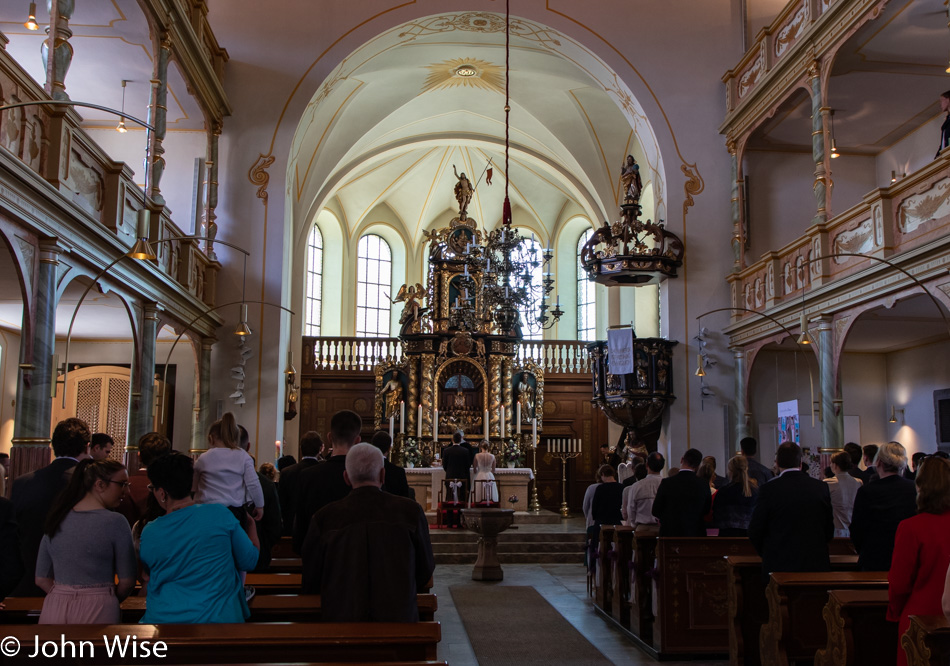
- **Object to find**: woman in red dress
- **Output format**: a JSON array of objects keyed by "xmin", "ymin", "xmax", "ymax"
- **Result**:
[{"xmin": 888, "ymin": 455, "xmax": 950, "ymax": 666}]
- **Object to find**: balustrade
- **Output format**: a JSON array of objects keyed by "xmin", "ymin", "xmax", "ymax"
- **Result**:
[{"xmin": 304, "ymin": 336, "xmax": 591, "ymax": 375}]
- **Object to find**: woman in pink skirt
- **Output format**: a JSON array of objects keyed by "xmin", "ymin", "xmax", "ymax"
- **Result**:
[{"xmin": 36, "ymin": 459, "xmax": 137, "ymax": 624}]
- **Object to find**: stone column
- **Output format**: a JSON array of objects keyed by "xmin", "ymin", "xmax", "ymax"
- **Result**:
[
  {"xmin": 127, "ymin": 304, "xmax": 160, "ymax": 463},
  {"xmin": 190, "ymin": 338, "xmax": 214, "ymax": 456},
  {"xmin": 148, "ymin": 34, "xmax": 171, "ymax": 207},
  {"xmin": 732, "ymin": 346, "xmax": 749, "ymax": 449},
  {"xmin": 816, "ymin": 316, "xmax": 838, "ymax": 450},
  {"xmin": 11, "ymin": 241, "xmax": 61, "ymax": 479},
  {"xmin": 41, "ymin": 0, "xmax": 74, "ymax": 100},
  {"xmin": 809, "ymin": 60, "xmax": 828, "ymax": 225},
  {"xmin": 728, "ymin": 138, "xmax": 744, "ymax": 270}
]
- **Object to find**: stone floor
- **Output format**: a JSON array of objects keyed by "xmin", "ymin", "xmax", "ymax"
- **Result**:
[{"xmin": 432, "ymin": 561, "xmax": 728, "ymax": 665}]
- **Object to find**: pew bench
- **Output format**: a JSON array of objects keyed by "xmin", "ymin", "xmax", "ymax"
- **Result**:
[
  {"xmin": 760, "ymin": 571, "xmax": 889, "ymax": 666},
  {"xmin": 1, "ymin": 621, "xmax": 442, "ymax": 664},
  {"xmin": 902, "ymin": 615, "xmax": 950, "ymax": 666},
  {"xmin": 0, "ymin": 593, "xmax": 438, "ymax": 624},
  {"xmin": 611, "ymin": 526, "xmax": 635, "ymax": 630},
  {"xmin": 814, "ymin": 589, "xmax": 895, "ymax": 666},
  {"xmin": 267, "ymin": 557, "xmax": 302, "ymax": 573},
  {"xmin": 245, "ymin": 572, "xmax": 302, "ymax": 593},
  {"xmin": 727, "ymin": 553, "xmax": 861, "ymax": 666}
]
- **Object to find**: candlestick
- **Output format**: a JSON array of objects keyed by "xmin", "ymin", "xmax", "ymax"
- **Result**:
[
  {"xmin": 417, "ymin": 404, "xmax": 423, "ymax": 438},
  {"xmin": 532, "ymin": 418, "xmax": 537, "ymax": 448},
  {"xmin": 400, "ymin": 401, "xmax": 406, "ymax": 434},
  {"xmin": 433, "ymin": 409, "xmax": 439, "ymax": 441},
  {"xmin": 500, "ymin": 406, "xmax": 505, "ymax": 437},
  {"xmin": 389, "ymin": 415, "xmax": 395, "ymax": 436},
  {"xmin": 275, "ymin": 440, "xmax": 281, "ymax": 460},
  {"xmin": 484, "ymin": 409, "xmax": 489, "ymax": 439},
  {"xmin": 552, "ymin": 447, "xmax": 582, "ymax": 518},
  {"xmin": 516, "ymin": 402, "xmax": 521, "ymax": 433}
]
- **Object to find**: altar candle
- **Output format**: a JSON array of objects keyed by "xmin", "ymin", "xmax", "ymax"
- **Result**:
[
  {"xmin": 275, "ymin": 440, "xmax": 281, "ymax": 459},
  {"xmin": 389, "ymin": 415, "xmax": 395, "ymax": 436},
  {"xmin": 400, "ymin": 401, "xmax": 406, "ymax": 434},
  {"xmin": 484, "ymin": 410, "xmax": 490, "ymax": 439},
  {"xmin": 532, "ymin": 418, "xmax": 537, "ymax": 448},
  {"xmin": 516, "ymin": 403, "xmax": 521, "ymax": 433},
  {"xmin": 433, "ymin": 409, "xmax": 439, "ymax": 441},
  {"xmin": 417, "ymin": 404, "xmax": 423, "ymax": 438},
  {"xmin": 500, "ymin": 406, "xmax": 505, "ymax": 437}
]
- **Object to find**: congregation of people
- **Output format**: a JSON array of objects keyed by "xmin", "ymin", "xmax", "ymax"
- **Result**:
[
  {"xmin": 0, "ymin": 409, "xmax": 435, "ymax": 626},
  {"xmin": 586, "ymin": 436, "xmax": 950, "ymax": 665}
]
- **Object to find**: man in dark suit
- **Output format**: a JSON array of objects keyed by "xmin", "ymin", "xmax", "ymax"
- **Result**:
[
  {"xmin": 862, "ymin": 444, "xmax": 880, "ymax": 484},
  {"xmin": 293, "ymin": 411, "xmax": 361, "ymax": 553},
  {"xmin": 10, "ymin": 417, "xmax": 89, "ymax": 596},
  {"xmin": 651, "ymin": 448, "xmax": 711, "ymax": 537},
  {"xmin": 370, "ymin": 430, "xmax": 411, "ymax": 498},
  {"xmin": 441, "ymin": 435, "xmax": 471, "ymax": 504},
  {"xmin": 451, "ymin": 430, "xmax": 475, "ymax": 467},
  {"xmin": 849, "ymin": 441, "xmax": 917, "ymax": 571},
  {"xmin": 844, "ymin": 442, "xmax": 867, "ymax": 483},
  {"xmin": 302, "ymin": 443, "xmax": 434, "ymax": 621},
  {"xmin": 739, "ymin": 437, "xmax": 774, "ymax": 488},
  {"xmin": 0, "ymin": 497, "xmax": 24, "ymax": 600},
  {"xmin": 278, "ymin": 430, "xmax": 323, "ymax": 535},
  {"xmin": 748, "ymin": 442, "xmax": 834, "ymax": 578}
]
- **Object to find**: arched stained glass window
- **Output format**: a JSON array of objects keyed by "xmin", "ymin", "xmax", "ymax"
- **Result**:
[
  {"xmin": 356, "ymin": 234, "xmax": 392, "ymax": 337},
  {"xmin": 305, "ymin": 224, "xmax": 324, "ymax": 336},
  {"xmin": 577, "ymin": 229, "xmax": 595, "ymax": 341}
]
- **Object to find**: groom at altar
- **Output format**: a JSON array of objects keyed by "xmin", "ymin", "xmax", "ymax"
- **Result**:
[{"xmin": 442, "ymin": 432, "xmax": 473, "ymax": 504}]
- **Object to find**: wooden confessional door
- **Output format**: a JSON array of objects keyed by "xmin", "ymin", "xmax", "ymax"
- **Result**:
[{"xmin": 50, "ymin": 366, "xmax": 166, "ymax": 460}]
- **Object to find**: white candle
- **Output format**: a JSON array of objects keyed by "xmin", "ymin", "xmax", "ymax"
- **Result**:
[
  {"xmin": 532, "ymin": 418, "xmax": 537, "ymax": 448},
  {"xmin": 389, "ymin": 415, "xmax": 395, "ymax": 436},
  {"xmin": 484, "ymin": 410, "xmax": 490, "ymax": 439},
  {"xmin": 417, "ymin": 404, "xmax": 423, "ymax": 438},
  {"xmin": 516, "ymin": 403, "xmax": 521, "ymax": 433},
  {"xmin": 433, "ymin": 409, "xmax": 439, "ymax": 441},
  {"xmin": 275, "ymin": 440, "xmax": 281, "ymax": 458},
  {"xmin": 400, "ymin": 401, "xmax": 406, "ymax": 434},
  {"xmin": 500, "ymin": 406, "xmax": 505, "ymax": 437}
]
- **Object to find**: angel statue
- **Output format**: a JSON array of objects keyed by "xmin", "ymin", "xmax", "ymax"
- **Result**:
[
  {"xmin": 620, "ymin": 155, "xmax": 643, "ymax": 204},
  {"xmin": 393, "ymin": 282, "xmax": 426, "ymax": 327}
]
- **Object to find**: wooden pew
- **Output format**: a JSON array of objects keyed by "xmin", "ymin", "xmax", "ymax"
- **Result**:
[
  {"xmin": 611, "ymin": 526, "xmax": 635, "ymax": 630},
  {"xmin": 630, "ymin": 526, "xmax": 659, "ymax": 646},
  {"xmin": 271, "ymin": 535, "xmax": 295, "ymax": 559},
  {"xmin": 0, "ymin": 593, "xmax": 439, "ymax": 624},
  {"xmin": 814, "ymin": 589, "xmax": 895, "ymax": 666},
  {"xmin": 902, "ymin": 615, "xmax": 950, "ymax": 666},
  {"xmin": 267, "ymin": 557, "xmax": 302, "ymax": 573},
  {"xmin": 245, "ymin": 572, "xmax": 302, "ymax": 594},
  {"xmin": 2, "ymin": 622, "xmax": 441, "ymax": 664},
  {"xmin": 760, "ymin": 571, "xmax": 888, "ymax": 666},
  {"xmin": 728, "ymin": 550, "xmax": 861, "ymax": 666},
  {"xmin": 595, "ymin": 525, "xmax": 617, "ymax": 612}
]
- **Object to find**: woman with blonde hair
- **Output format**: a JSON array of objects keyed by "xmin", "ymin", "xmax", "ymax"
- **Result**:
[
  {"xmin": 193, "ymin": 412, "xmax": 264, "ymax": 523},
  {"xmin": 36, "ymin": 460, "xmax": 137, "ymax": 623},
  {"xmin": 889, "ymin": 456, "xmax": 950, "ymax": 666},
  {"xmin": 711, "ymin": 456, "xmax": 759, "ymax": 537}
]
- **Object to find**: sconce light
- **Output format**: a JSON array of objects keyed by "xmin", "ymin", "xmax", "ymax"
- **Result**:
[
  {"xmin": 234, "ymin": 303, "xmax": 252, "ymax": 336},
  {"xmin": 284, "ymin": 351, "xmax": 297, "ymax": 384},
  {"xmin": 128, "ymin": 209, "xmax": 156, "ymax": 260},
  {"xmin": 890, "ymin": 171, "xmax": 905, "ymax": 184},
  {"xmin": 695, "ymin": 353, "xmax": 705, "ymax": 377},
  {"xmin": 24, "ymin": 2, "xmax": 38, "ymax": 30},
  {"xmin": 116, "ymin": 80, "xmax": 128, "ymax": 133},
  {"xmin": 797, "ymin": 311, "xmax": 811, "ymax": 345},
  {"xmin": 889, "ymin": 406, "xmax": 904, "ymax": 424},
  {"xmin": 829, "ymin": 110, "xmax": 840, "ymax": 159}
]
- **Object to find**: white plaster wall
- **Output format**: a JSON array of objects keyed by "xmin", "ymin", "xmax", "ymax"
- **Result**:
[
  {"xmin": 884, "ymin": 340, "xmax": 950, "ymax": 457},
  {"xmin": 826, "ymin": 154, "xmax": 876, "ymax": 219},
  {"xmin": 746, "ymin": 150, "xmax": 815, "ymax": 259},
  {"xmin": 875, "ymin": 115, "xmax": 944, "ymax": 187},
  {"xmin": 0, "ymin": 329, "xmax": 22, "ymax": 456},
  {"xmin": 839, "ymin": 352, "xmax": 887, "ymax": 447}
]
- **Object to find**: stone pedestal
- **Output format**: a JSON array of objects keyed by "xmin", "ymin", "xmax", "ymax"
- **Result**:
[{"xmin": 461, "ymin": 508, "xmax": 514, "ymax": 581}]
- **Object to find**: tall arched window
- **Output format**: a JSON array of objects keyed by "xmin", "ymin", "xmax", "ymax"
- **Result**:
[
  {"xmin": 576, "ymin": 229, "xmax": 595, "ymax": 341},
  {"xmin": 356, "ymin": 234, "xmax": 392, "ymax": 337},
  {"xmin": 304, "ymin": 224, "xmax": 324, "ymax": 336},
  {"xmin": 517, "ymin": 236, "xmax": 545, "ymax": 341}
]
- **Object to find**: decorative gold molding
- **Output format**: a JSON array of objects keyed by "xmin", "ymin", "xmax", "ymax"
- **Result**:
[{"xmin": 249, "ymin": 153, "xmax": 275, "ymax": 202}]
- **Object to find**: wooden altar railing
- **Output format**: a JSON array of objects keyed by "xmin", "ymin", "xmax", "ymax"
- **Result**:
[{"xmin": 302, "ymin": 336, "xmax": 591, "ymax": 375}]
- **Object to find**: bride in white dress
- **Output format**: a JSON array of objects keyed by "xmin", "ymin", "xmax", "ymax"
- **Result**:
[{"xmin": 473, "ymin": 441, "xmax": 499, "ymax": 504}]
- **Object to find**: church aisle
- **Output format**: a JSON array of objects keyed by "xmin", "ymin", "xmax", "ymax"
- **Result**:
[{"xmin": 432, "ymin": 563, "xmax": 728, "ymax": 665}]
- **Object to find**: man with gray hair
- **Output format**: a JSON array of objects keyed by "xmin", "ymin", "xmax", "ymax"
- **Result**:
[
  {"xmin": 849, "ymin": 440, "xmax": 918, "ymax": 571},
  {"xmin": 301, "ymin": 443, "xmax": 434, "ymax": 621}
]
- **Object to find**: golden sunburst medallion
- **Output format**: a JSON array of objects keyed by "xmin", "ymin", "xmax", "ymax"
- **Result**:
[{"xmin": 422, "ymin": 58, "xmax": 505, "ymax": 94}]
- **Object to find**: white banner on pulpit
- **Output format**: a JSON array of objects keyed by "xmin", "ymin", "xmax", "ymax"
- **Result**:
[
  {"xmin": 777, "ymin": 399, "xmax": 800, "ymax": 445},
  {"xmin": 608, "ymin": 327, "xmax": 635, "ymax": 375}
]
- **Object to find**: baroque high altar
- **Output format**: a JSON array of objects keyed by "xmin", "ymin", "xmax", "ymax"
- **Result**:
[{"xmin": 373, "ymin": 185, "xmax": 550, "ymax": 463}]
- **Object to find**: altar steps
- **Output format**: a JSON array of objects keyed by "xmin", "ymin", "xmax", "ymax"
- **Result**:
[{"xmin": 430, "ymin": 530, "xmax": 586, "ymax": 565}]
